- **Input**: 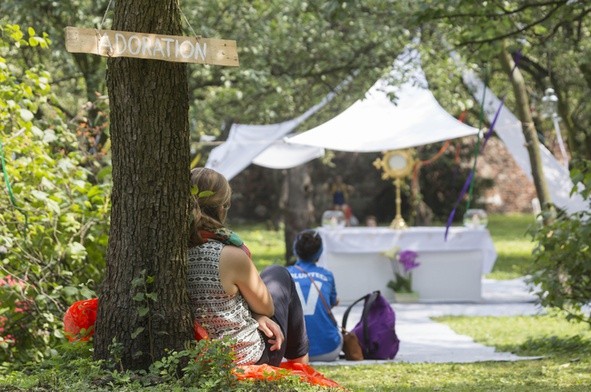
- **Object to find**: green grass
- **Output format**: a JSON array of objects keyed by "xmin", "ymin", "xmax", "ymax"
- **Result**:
[
  {"xmin": 4, "ymin": 214, "xmax": 590, "ymax": 391},
  {"xmin": 233, "ymin": 223, "xmax": 286, "ymax": 270},
  {"xmin": 484, "ymin": 213, "xmax": 537, "ymax": 280},
  {"xmin": 313, "ymin": 313, "xmax": 591, "ymax": 391}
]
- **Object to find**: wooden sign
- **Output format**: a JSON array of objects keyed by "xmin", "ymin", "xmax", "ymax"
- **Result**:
[{"xmin": 65, "ymin": 26, "xmax": 239, "ymax": 67}]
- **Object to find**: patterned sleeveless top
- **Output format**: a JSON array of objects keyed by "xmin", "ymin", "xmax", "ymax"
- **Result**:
[{"xmin": 187, "ymin": 240, "xmax": 264, "ymax": 365}]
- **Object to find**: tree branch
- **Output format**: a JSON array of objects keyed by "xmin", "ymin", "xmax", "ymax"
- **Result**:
[{"xmin": 457, "ymin": 2, "xmax": 565, "ymax": 46}]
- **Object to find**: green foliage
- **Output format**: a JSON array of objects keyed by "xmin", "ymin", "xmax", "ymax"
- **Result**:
[
  {"xmin": 130, "ymin": 270, "xmax": 158, "ymax": 360},
  {"xmin": 150, "ymin": 339, "xmax": 237, "ymax": 390},
  {"xmin": 0, "ymin": 24, "xmax": 111, "ymax": 364},
  {"xmin": 416, "ymin": 0, "xmax": 591, "ymax": 162},
  {"xmin": 527, "ymin": 159, "xmax": 591, "ymax": 326},
  {"xmin": 0, "ymin": 339, "xmax": 322, "ymax": 391}
]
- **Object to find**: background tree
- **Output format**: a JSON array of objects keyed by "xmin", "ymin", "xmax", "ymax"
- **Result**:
[
  {"xmin": 500, "ymin": 41, "xmax": 555, "ymax": 223},
  {"xmin": 410, "ymin": 0, "xmax": 591, "ymax": 222},
  {"xmin": 416, "ymin": 0, "xmax": 591, "ymax": 162},
  {"xmin": 0, "ymin": 0, "xmax": 109, "ymax": 110},
  {"xmin": 92, "ymin": 0, "xmax": 193, "ymax": 370}
]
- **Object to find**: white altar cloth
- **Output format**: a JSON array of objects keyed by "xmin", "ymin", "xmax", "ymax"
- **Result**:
[{"xmin": 317, "ymin": 227, "xmax": 497, "ymax": 304}]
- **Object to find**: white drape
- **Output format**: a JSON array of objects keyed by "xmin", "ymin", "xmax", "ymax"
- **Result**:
[
  {"xmin": 205, "ymin": 77, "xmax": 350, "ymax": 180},
  {"xmin": 458, "ymin": 61, "xmax": 587, "ymax": 214},
  {"xmin": 286, "ymin": 49, "xmax": 480, "ymax": 151}
]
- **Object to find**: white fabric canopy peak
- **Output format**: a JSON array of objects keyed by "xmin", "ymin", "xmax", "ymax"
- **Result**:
[{"xmin": 286, "ymin": 49, "xmax": 480, "ymax": 152}]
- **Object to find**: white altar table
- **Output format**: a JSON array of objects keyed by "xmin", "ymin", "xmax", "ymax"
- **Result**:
[{"xmin": 317, "ymin": 227, "xmax": 497, "ymax": 304}]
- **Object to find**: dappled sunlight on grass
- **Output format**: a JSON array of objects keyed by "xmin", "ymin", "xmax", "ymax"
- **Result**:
[
  {"xmin": 435, "ymin": 314, "xmax": 591, "ymax": 357},
  {"xmin": 486, "ymin": 214, "xmax": 537, "ymax": 280},
  {"xmin": 318, "ymin": 359, "xmax": 591, "ymax": 391},
  {"xmin": 231, "ymin": 222, "xmax": 287, "ymax": 270}
]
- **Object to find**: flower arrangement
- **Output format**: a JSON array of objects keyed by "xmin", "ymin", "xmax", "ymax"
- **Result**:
[{"xmin": 383, "ymin": 248, "xmax": 420, "ymax": 294}]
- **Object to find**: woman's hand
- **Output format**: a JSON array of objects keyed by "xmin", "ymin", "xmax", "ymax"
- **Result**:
[{"xmin": 253, "ymin": 314, "xmax": 284, "ymax": 351}]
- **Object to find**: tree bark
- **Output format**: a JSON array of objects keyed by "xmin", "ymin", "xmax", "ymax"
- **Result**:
[
  {"xmin": 499, "ymin": 42, "xmax": 555, "ymax": 224},
  {"xmin": 94, "ymin": 0, "xmax": 193, "ymax": 370},
  {"xmin": 283, "ymin": 165, "xmax": 316, "ymax": 263}
]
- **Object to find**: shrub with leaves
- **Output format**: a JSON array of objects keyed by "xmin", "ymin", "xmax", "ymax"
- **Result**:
[
  {"xmin": 0, "ymin": 24, "xmax": 111, "ymax": 365},
  {"xmin": 528, "ymin": 158, "xmax": 591, "ymax": 326}
]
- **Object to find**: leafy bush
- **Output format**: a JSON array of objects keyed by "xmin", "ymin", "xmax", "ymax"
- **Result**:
[
  {"xmin": 0, "ymin": 339, "xmax": 318, "ymax": 391},
  {"xmin": 0, "ymin": 24, "xmax": 111, "ymax": 364},
  {"xmin": 528, "ymin": 158, "xmax": 591, "ymax": 326}
]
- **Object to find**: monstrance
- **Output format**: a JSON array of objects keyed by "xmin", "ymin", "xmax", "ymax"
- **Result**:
[{"xmin": 373, "ymin": 149, "xmax": 415, "ymax": 229}]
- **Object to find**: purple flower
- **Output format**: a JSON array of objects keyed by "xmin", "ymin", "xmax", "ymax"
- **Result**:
[{"xmin": 398, "ymin": 250, "xmax": 420, "ymax": 272}]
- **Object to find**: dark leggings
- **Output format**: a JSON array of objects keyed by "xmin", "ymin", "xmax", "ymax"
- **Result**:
[{"xmin": 256, "ymin": 265, "xmax": 309, "ymax": 366}]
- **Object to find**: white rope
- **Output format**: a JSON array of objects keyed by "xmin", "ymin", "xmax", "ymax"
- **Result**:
[
  {"xmin": 99, "ymin": 0, "xmax": 115, "ymax": 30},
  {"xmin": 179, "ymin": 5, "xmax": 199, "ymax": 38}
]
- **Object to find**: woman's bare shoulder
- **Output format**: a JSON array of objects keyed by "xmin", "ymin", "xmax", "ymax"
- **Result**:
[{"xmin": 220, "ymin": 245, "xmax": 251, "ymax": 270}]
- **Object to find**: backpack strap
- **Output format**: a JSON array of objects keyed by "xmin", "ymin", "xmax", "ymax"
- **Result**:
[
  {"xmin": 341, "ymin": 293, "xmax": 371, "ymax": 333},
  {"xmin": 359, "ymin": 291, "xmax": 381, "ymax": 357},
  {"xmin": 293, "ymin": 265, "xmax": 338, "ymax": 328}
]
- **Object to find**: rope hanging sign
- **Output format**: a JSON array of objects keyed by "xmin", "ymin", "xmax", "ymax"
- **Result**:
[{"xmin": 64, "ymin": 26, "xmax": 239, "ymax": 67}]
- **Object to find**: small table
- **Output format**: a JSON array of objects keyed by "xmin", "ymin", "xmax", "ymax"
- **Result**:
[{"xmin": 317, "ymin": 227, "xmax": 497, "ymax": 303}]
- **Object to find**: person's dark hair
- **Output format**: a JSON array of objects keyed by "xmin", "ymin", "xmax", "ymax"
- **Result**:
[
  {"xmin": 294, "ymin": 230, "xmax": 323, "ymax": 262},
  {"xmin": 189, "ymin": 167, "xmax": 232, "ymax": 247}
]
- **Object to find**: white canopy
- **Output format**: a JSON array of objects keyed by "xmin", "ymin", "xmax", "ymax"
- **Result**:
[
  {"xmin": 206, "ymin": 77, "xmax": 351, "ymax": 180},
  {"xmin": 252, "ymin": 140, "xmax": 324, "ymax": 169},
  {"xmin": 287, "ymin": 49, "xmax": 480, "ymax": 152}
]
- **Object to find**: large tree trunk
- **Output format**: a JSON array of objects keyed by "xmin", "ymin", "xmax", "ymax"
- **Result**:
[
  {"xmin": 499, "ymin": 42, "xmax": 555, "ymax": 224},
  {"xmin": 283, "ymin": 165, "xmax": 316, "ymax": 263},
  {"xmin": 94, "ymin": 0, "xmax": 193, "ymax": 370}
]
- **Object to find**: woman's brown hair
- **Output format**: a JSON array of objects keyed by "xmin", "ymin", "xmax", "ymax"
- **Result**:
[{"xmin": 189, "ymin": 167, "xmax": 232, "ymax": 247}]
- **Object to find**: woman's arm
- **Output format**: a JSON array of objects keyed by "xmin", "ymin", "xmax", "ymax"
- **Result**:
[{"xmin": 219, "ymin": 245, "xmax": 274, "ymax": 317}]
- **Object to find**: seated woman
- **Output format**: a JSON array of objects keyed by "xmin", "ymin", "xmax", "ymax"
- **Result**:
[
  {"xmin": 187, "ymin": 167, "xmax": 309, "ymax": 366},
  {"xmin": 287, "ymin": 230, "xmax": 342, "ymax": 362}
]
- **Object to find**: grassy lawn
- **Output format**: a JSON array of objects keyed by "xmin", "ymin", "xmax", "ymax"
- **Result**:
[
  {"xmin": 3, "ymin": 213, "xmax": 589, "ymax": 391},
  {"xmin": 485, "ymin": 213, "xmax": 538, "ymax": 280},
  {"xmin": 235, "ymin": 224, "xmax": 286, "ymax": 269},
  {"xmin": 315, "ymin": 310, "xmax": 591, "ymax": 391}
]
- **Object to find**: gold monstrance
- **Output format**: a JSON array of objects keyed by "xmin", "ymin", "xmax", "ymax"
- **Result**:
[{"xmin": 373, "ymin": 149, "xmax": 415, "ymax": 229}]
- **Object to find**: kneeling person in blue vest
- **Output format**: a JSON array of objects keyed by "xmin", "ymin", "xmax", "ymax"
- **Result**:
[{"xmin": 288, "ymin": 230, "xmax": 343, "ymax": 362}]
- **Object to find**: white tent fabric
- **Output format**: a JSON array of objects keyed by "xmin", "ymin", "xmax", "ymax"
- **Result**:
[
  {"xmin": 252, "ymin": 140, "xmax": 324, "ymax": 169},
  {"xmin": 205, "ymin": 77, "xmax": 351, "ymax": 180},
  {"xmin": 206, "ymin": 122, "xmax": 303, "ymax": 180},
  {"xmin": 286, "ymin": 49, "xmax": 480, "ymax": 152},
  {"xmin": 459, "ymin": 63, "xmax": 587, "ymax": 214}
]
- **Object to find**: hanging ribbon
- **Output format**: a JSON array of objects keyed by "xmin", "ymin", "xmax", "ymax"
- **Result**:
[
  {"xmin": 444, "ymin": 101, "xmax": 504, "ymax": 240},
  {"xmin": 465, "ymin": 80, "xmax": 488, "ymax": 212},
  {"xmin": 0, "ymin": 134, "xmax": 29, "ymax": 235},
  {"xmin": 445, "ymin": 52, "xmax": 521, "ymax": 240}
]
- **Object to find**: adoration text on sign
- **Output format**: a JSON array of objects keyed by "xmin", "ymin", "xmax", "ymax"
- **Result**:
[{"xmin": 65, "ymin": 27, "xmax": 239, "ymax": 67}]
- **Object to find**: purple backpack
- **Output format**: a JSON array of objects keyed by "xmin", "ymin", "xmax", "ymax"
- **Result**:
[{"xmin": 342, "ymin": 291, "xmax": 400, "ymax": 360}]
